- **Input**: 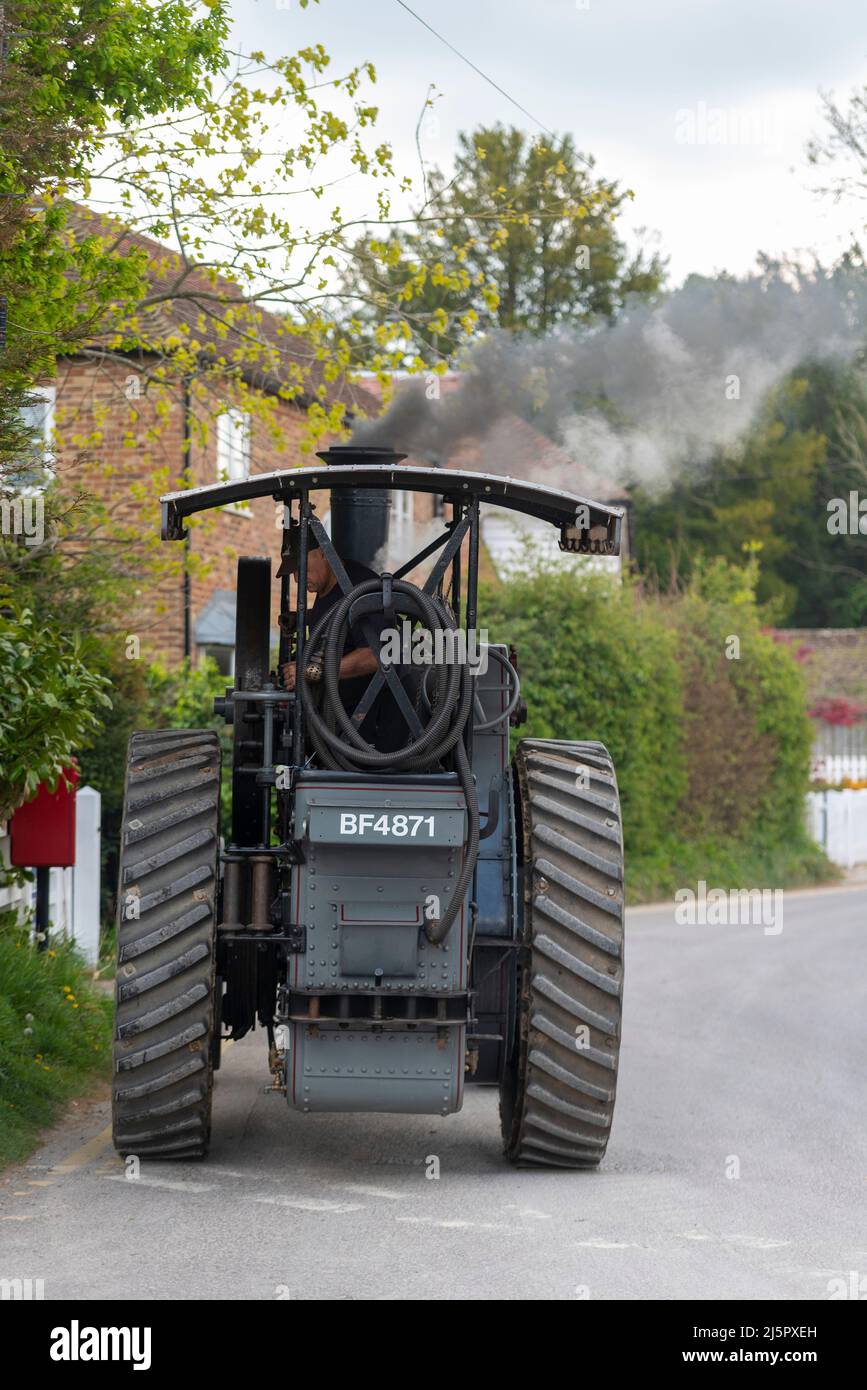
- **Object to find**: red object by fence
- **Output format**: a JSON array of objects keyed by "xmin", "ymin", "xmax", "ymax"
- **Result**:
[
  {"xmin": 9, "ymin": 767, "xmax": 79, "ymax": 867},
  {"xmin": 809, "ymin": 698, "xmax": 867, "ymax": 728}
]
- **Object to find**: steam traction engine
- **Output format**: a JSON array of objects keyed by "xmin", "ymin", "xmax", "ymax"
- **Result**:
[{"xmin": 112, "ymin": 446, "xmax": 626, "ymax": 1167}]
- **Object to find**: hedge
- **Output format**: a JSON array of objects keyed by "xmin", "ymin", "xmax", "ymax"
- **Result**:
[{"xmin": 482, "ymin": 557, "xmax": 830, "ymax": 898}]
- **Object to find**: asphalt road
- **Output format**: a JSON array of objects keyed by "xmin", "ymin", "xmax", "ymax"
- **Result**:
[{"xmin": 2, "ymin": 884, "xmax": 865, "ymax": 1301}]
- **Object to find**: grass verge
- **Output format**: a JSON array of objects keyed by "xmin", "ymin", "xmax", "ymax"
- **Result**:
[
  {"xmin": 0, "ymin": 928, "xmax": 112, "ymax": 1169},
  {"xmin": 626, "ymin": 834, "xmax": 840, "ymax": 905}
]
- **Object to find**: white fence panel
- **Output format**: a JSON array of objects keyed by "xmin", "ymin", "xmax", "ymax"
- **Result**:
[
  {"xmin": 807, "ymin": 788, "xmax": 867, "ymax": 868},
  {"xmin": 811, "ymin": 721, "xmax": 867, "ymax": 784},
  {"xmin": 0, "ymin": 823, "xmax": 28, "ymax": 917},
  {"xmin": 73, "ymin": 786, "xmax": 101, "ymax": 966},
  {"xmin": 811, "ymin": 753, "xmax": 867, "ymax": 784}
]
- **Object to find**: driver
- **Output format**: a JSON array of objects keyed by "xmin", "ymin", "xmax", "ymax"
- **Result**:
[{"xmin": 276, "ymin": 528, "xmax": 383, "ymax": 741}]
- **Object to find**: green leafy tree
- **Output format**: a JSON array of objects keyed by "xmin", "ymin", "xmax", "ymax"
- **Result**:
[
  {"xmin": 633, "ymin": 380, "xmax": 827, "ymax": 621},
  {"xmin": 341, "ymin": 124, "xmax": 665, "ymax": 363},
  {"xmin": 0, "ymin": 0, "xmax": 228, "ymax": 376},
  {"xmin": 0, "ymin": 6, "xmax": 514, "ymax": 653},
  {"xmin": 0, "ymin": 1, "xmax": 229, "ymax": 818},
  {"xmin": 0, "ymin": 0, "xmax": 234, "ymax": 615},
  {"xmin": 773, "ymin": 359, "xmax": 867, "ymax": 625},
  {"xmin": 632, "ymin": 358, "xmax": 867, "ymax": 626},
  {"xmin": 2, "ymin": 12, "xmax": 545, "ymax": 615}
]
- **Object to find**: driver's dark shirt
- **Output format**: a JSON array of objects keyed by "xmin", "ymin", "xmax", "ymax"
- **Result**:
[{"xmin": 308, "ymin": 558, "xmax": 381, "ymax": 722}]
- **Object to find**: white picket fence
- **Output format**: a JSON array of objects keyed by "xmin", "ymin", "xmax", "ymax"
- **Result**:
[
  {"xmin": 806, "ymin": 788, "xmax": 867, "ymax": 869},
  {"xmin": 811, "ymin": 721, "xmax": 867, "ymax": 784},
  {"xmin": 0, "ymin": 786, "xmax": 102, "ymax": 965},
  {"xmin": 811, "ymin": 754, "xmax": 867, "ymax": 784}
]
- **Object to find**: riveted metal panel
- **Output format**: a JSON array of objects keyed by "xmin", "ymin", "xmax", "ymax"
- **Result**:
[
  {"xmin": 294, "ymin": 1029, "xmax": 461, "ymax": 1115},
  {"xmin": 340, "ymin": 925, "xmax": 419, "ymax": 977},
  {"xmin": 286, "ymin": 775, "xmax": 469, "ymax": 1114}
]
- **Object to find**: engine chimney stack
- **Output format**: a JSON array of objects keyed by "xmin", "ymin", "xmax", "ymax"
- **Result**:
[{"xmin": 316, "ymin": 444, "xmax": 406, "ymax": 571}]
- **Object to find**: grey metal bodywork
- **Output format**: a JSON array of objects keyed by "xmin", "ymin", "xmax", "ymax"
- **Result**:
[
  {"xmin": 287, "ymin": 778, "xmax": 468, "ymax": 1115},
  {"xmin": 284, "ymin": 649, "xmax": 516, "ymax": 1115}
]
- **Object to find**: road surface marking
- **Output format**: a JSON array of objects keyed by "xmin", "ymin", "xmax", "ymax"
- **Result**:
[
  {"xmin": 105, "ymin": 1175, "xmax": 216, "ymax": 1194},
  {"xmin": 248, "ymin": 1195, "xmax": 364, "ymax": 1213},
  {"xmin": 722, "ymin": 1234, "xmax": 790, "ymax": 1250},
  {"xmin": 4, "ymin": 1128, "xmax": 114, "ymax": 1196},
  {"xmin": 678, "ymin": 1230, "xmax": 789, "ymax": 1250},
  {"xmin": 338, "ymin": 1183, "xmax": 407, "ymax": 1201},
  {"xmin": 196, "ymin": 1166, "xmax": 252, "ymax": 1180},
  {"xmin": 576, "ymin": 1238, "xmax": 638, "ymax": 1249},
  {"xmin": 396, "ymin": 1216, "xmax": 507, "ymax": 1230}
]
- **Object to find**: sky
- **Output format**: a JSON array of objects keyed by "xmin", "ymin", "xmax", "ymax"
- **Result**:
[{"xmin": 230, "ymin": 0, "xmax": 867, "ymax": 287}]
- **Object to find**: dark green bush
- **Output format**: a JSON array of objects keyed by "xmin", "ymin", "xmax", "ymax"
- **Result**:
[
  {"xmin": 484, "ymin": 569, "xmax": 685, "ymax": 857},
  {"xmin": 672, "ymin": 557, "xmax": 814, "ymax": 850},
  {"xmin": 483, "ymin": 556, "xmax": 826, "ymax": 898}
]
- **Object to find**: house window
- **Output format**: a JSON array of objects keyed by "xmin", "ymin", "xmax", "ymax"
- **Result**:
[
  {"xmin": 216, "ymin": 408, "xmax": 251, "ymax": 514},
  {"xmin": 198, "ymin": 643, "xmax": 234, "ymax": 678},
  {"xmin": 17, "ymin": 385, "xmax": 56, "ymax": 491}
]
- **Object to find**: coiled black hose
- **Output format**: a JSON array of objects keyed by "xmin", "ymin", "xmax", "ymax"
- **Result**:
[{"xmin": 299, "ymin": 576, "xmax": 479, "ymax": 945}]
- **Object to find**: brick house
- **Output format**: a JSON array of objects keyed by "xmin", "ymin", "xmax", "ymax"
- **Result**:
[{"xmin": 39, "ymin": 206, "xmax": 380, "ymax": 670}]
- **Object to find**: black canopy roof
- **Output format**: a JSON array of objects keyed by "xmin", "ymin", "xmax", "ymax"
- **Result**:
[{"xmin": 161, "ymin": 463, "xmax": 624, "ymax": 553}]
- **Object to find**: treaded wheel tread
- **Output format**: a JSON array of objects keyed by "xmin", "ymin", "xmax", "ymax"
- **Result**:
[
  {"xmin": 112, "ymin": 729, "xmax": 221, "ymax": 1160},
  {"xmin": 501, "ymin": 738, "xmax": 624, "ymax": 1169}
]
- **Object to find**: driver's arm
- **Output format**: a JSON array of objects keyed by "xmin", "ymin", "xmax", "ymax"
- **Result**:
[
  {"xmin": 338, "ymin": 646, "xmax": 377, "ymax": 680},
  {"xmin": 280, "ymin": 644, "xmax": 377, "ymax": 690}
]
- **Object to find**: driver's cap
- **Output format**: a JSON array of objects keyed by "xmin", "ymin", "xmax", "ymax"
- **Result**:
[{"xmin": 276, "ymin": 525, "xmax": 319, "ymax": 577}]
